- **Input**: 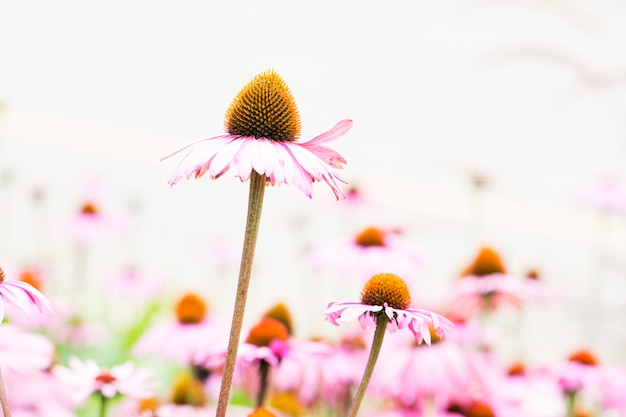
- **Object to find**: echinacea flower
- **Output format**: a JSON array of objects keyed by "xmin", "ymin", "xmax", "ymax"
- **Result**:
[
  {"xmin": 308, "ymin": 226, "xmax": 426, "ymax": 282},
  {"xmin": 3, "ymin": 368, "xmax": 77, "ymax": 417},
  {"xmin": 373, "ymin": 327, "xmax": 487, "ymax": 411},
  {"xmin": 325, "ymin": 273, "xmax": 454, "ymax": 417},
  {"xmin": 164, "ymin": 69, "xmax": 351, "ymax": 417},
  {"xmin": 134, "ymin": 292, "xmax": 228, "ymax": 366},
  {"xmin": 163, "ymin": 69, "xmax": 352, "ymax": 199},
  {"xmin": 62, "ymin": 200, "xmax": 126, "ymax": 247},
  {"xmin": 0, "ymin": 266, "xmax": 53, "ymax": 322},
  {"xmin": 53, "ymin": 357, "xmax": 157, "ymax": 404},
  {"xmin": 441, "ymin": 246, "xmax": 548, "ymax": 318},
  {"xmin": 325, "ymin": 273, "xmax": 453, "ymax": 344},
  {"xmin": 0, "ymin": 324, "xmax": 55, "ymax": 373}
]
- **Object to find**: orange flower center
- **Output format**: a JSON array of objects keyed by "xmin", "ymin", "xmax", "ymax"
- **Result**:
[
  {"xmin": 355, "ymin": 227, "xmax": 386, "ymax": 247},
  {"xmin": 466, "ymin": 402, "xmax": 496, "ymax": 417},
  {"xmin": 526, "ymin": 269, "xmax": 540, "ymax": 280},
  {"xmin": 95, "ymin": 372, "xmax": 116, "ymax": 384},
  {"xmin": 263, "ymin": 302, "xmax": 294, "ymax": 336},
  {"xmin": 507, "ymin": 361, "xmax": 526, "ymax": 376},
  {"xmin": 138, "ymin": 397, "xmax": 160, "ymax": 413},
  {"xmin": 0, "ymin": 267, "xmax": 6, "ymax": 283},
  {"xmin": 81, "ymin": 202, "xmax": 98, "ymax": 216},
  {"xmin": 462, "ymin": 246, "xmax": 507, "ymax": 277},
  {"xmin": 19, "ymin": 269, "xmax": 42, "ymax": 291},
  {"xmin": 224, "ymin": 69, "xmax": 301, "ymax": 142},
  {"xmin": 341, "ymin": 334, "xmax": 367, "ymax": 350},
  {"xmin": 248, "ymin": 407, "xmax": 279, "ymax": 417},
  {"xmin": 360, "ymin": 273, "xmax": 411, "ymax": 310},
  {"xmin": 245, "ymin": 317, "xmax": 289, "ymax": 347},
  {"xmin": 171, "ymin": 374, "xmax": 206, "ymax": 407},
  {"xmin": 176, "ymin": 293, "xmax": 207, "ymax": 324},
  {"xmin": 568, "ymin": 349, "xmax": 599, "ymax": 366}
]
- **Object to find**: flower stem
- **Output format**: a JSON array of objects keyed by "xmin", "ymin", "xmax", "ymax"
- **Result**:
[
  {"xmin": 256, "ymin": 360, "xmax": 270, "ymax": 408},
  {"xmin": 565, "ymin": 391, "xmax": 577, "ymax": 417},
  {"xmin": 99, "ymin": 394, "xmax": 108, "ymax": 417},
  {"xmin": 348, "ymin": 314, "xmax": 388, "ymax": 417},
  {"xmin": 216, "ymin": 171, "xmax": 266, "ymax": 417},
  {"xmin": 0, "ymin": 366, "xmax": 11, "ymax": 417}
]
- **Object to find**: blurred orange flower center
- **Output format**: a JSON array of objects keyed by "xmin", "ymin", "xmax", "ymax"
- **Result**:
[
  {"xmin": 355, "ymin": 227, "xmax": 386, "ymax": 247},
  {"xmin": 176, "ymin": 293, "xmax": 207, "ymax": 324}
]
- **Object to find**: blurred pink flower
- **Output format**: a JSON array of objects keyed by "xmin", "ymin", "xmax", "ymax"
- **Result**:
[
  {"xmin": 4, "ymin": 369, "xmax": 77, "ymax": 417},
  {"xmin": 54, "ymin": 357, "xmax": 157, "ymax": 404},
  {"xmin": 318, "ymin": 329, "xmax": 369, "ymax": 406},
  {"xmin": 440, "ymin": 247, "xmax": 557, "ymax": 318},
  {"xmin": 307, "ymin": 226, "xmax": 426, "ymax": 281},
  {"xmin": 105, "ymin": 266, "xmax": 163, "ymax": 300},
  {"xmin": 133, "ymin": 293, "xmax": 228, "ymax": 366},
  {"xmin": 577, "ymin": 177, "xmax": 626, "ymax": 214},
  {"xmin": 325, "ymin": 301, "xmax": 453, "ymax": 346},
  {"xmin": 162, "ymin": 70, "xmax": 352, "ymax": 199},
  {"xmin": 61, "ymin": 200, "xmax": 128, "ymax": 247},
  {"xmin": 0, "ymin": 266, "xmax": 53, "ymax": 322},
  {"xmin": 373, "ymin": 330, "xmax": 487, "ymax": 411},
  {"xmin": 545, "ymin": 349, "xmax": 604, "ymax": 395},
  {"xmin": 600, "ymin": 366, "xmax": 626, "ymax": 415},
  {"xmin": 0, "ymin": 324, "xmax": 54, "ymax": 373}
]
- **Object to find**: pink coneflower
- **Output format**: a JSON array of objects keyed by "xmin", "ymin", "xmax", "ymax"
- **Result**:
[
  {"xmin": 63, "ymin": 200, "xmax": 125, "ymax": 247},
  {"xmin": 134, "ymin": 292, "xmax": 228, "ymax": 366},
  {"xmin": 373, "ymin": 328, "xmax": 486, "ymax": 412},
  {"xmin": 318, "ymin": 329, "xmax": 370, "ymax": 412},
  {"xmin": 537, "ymin": 349, "xmax": 608, "ymax": 417},
  {"xmin": 163, "ymin": 69, "xmax": 351, "ymax": 417},
  {"xmin": 53, "ymin": 357, "xmax": 157, "ymax": 405},
  {"xmin": 4, "ymin": 368, "xmax": 77, "ymax": 417},
  {"xmin": 442, "ymin": 246, "xmax": 548, "ymax": 318},
  {"xmin": 325, "ymin": 273, "xmax": 454, "ymax": 417},
  {"xmin": 238, "ymin": 321, "xmax": 331, "ymax": 408},
  {"xmin": 308, "ymin": 226, "xmax": 426, "ymax": 282},
  {"xmin": 0, "ymin": 265, "xmax": 53, "ymax": 322},
  {"xmin": 163, "ymin": 69, "xmax": 351, "ymax": 200},
  {"xmin": 0, "ymin": 324, "xmax": 54, "ymax": 373},
  {"xmin": 325, "ymin": 274, "xmax": 453, "ymax": 344}
]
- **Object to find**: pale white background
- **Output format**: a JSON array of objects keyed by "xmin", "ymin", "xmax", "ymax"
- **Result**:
[{"xmin": 1, "ymin": 0, "xmax": 626, "ymax": 365}]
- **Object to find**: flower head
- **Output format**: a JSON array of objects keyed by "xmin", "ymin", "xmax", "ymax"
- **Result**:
[
  {"xmin": 307, "ymin": 227, "xmax": 426, "ymax": 281},
  {"xmin": 54, "ymin": 357, "xmax": 156, "ymax": 404},
  {"xmin": 163, "ymin": 69, "xmax": 352, "ymax": 199},
  {"xmin": 461, "ymin": 246, "xmax": 507, "ymax": 277},
  {"xmin": 0, "ymin": 265, "xmax": 53, "ymax": 322},
  {"xmin": 133, "ymin": 292, "xmax": 228, "ymax": 366},
  {"xmin": 325, "ymin": 273, "xmax": 454, "ymax": 345},
  {"xmin": 262, "ymin": 302, "xmax": 294, "ymax": 336}
]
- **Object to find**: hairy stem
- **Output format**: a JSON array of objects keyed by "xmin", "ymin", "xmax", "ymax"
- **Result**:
[{"xmin": 216, "ymin": 171, "xmax": 266, "ymax": 417}]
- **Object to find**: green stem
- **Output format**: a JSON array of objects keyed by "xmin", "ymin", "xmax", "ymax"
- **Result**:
[
  {"xmin": 565, "ymin": 390, "xmax": 577, "ymax": 417},
  {"xmin": 216, "ymin": 171, "xmax": 266, "ymax": 417},
  {"xmin": 99, "ymin": 394, "xmax": 108, "ymax": 417},
  {"xmin": 0, "ymin": 366, "xmax": 12, "ymax": 417},
  {"xmin": 348, "ymin": 314, "xmax": 388, "ymax": 417}
]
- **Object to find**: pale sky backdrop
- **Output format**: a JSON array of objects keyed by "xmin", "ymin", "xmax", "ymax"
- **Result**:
[{"xmin": 1, "ymin": 1, "xmax": 626, "ymax": 364}]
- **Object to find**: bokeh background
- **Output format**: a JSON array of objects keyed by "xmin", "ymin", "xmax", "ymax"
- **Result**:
[{"xmin": 1, "ymin": 0, "xmax": 625, "ymax": 366}]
